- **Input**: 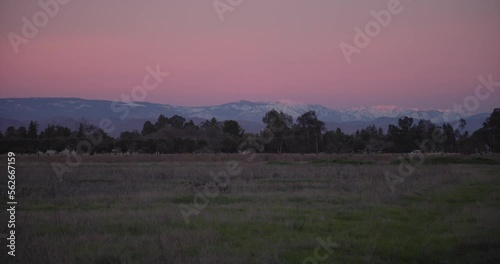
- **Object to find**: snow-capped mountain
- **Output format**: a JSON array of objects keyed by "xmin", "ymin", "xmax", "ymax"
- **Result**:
[
  {"xmin": 0, "ymin": 98, "xmax": 488, "ymax": 135},
  {"xmin": 178, "ymin": 99, "xmax": 345, "ymax": 123},
  {"xmin": 339, "ymin": 105, "xmax": 464, "ymax": 123}
]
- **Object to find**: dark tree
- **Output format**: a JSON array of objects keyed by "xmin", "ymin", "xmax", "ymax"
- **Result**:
[
  {"xmin": 222, "ymin": 120, "xmax": 244, "ymax": 138},
  {"xmin": 169, "ymin": 115, "xmax": 186, "ymax": 129},
  {"xmin": 459, "ymin": 118, "xmax": 467, "ymax": 130},
  {"xmin": 155, "ymin": 114, "xmax": 170, "ymax": 129},
  {"xmin": 262, "ymin": 109, "xmax": 293, "ymax": 153},
  {"xmin": 28, "ymin": 121, "xmax": 39, "ymax": 139},
  {"xmin": 183, "ymin": 120, "xmax": 197, "ymax": 129},
  {"xmin": 142, "ymin": 121, "xmax": 157, "ymax": 136},
  {"xmin": 481, "ymin": 109, "xmax": 500, "ymax": 152},
  {"xmin": 16, "ymin": 126, "xmax": 28, "ymax": 138},
  {"xmin": 295, "ymin": 111, "xmax": 325, "ymax": 154},
  {"xmin": 442, "ymin": 123, "xmax": 457, "ymax": 152},
  {"xmin": 201, "ymin": 117, "xmax": 221, "ymax": 130},
  {"xmin": 5, "ymin": 126, "xmax": 16, "ymax": 138}
]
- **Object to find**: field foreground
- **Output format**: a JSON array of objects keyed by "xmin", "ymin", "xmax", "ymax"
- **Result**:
[{"xmin": 1, "ymin": 154, "xmax": 500, "ymax": 263}]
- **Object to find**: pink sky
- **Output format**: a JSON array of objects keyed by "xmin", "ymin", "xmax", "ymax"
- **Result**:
[{"xmin": 0, "ymin": 0, "xmax": 499, "ymax": 112}]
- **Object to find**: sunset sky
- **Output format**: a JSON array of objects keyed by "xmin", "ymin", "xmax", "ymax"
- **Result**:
[{"xmin": 0, "ymin": 0, "xmax": 499, "ymax": 112}]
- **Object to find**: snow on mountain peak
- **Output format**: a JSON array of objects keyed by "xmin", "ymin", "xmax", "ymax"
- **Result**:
[
  {"xmin": 0, "ymin": 98, "xmax": 478, "ymax": 125},
  {"xmin": 370, "ymin": 105, "xmax": 399, "ymax": 111},
  {"xmin": 276, "ymin": 99, "xmax": 303, "ymax": 106}
]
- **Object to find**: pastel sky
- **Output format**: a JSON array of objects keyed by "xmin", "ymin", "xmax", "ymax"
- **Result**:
[{"xmin": 0, "ymin": 0, "xmax": 499, "ymax": 112}]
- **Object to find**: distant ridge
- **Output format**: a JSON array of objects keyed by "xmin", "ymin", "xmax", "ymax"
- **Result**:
[{"xmin": 0, "ymin": 97, "xmax": 490, "ymax": 135}]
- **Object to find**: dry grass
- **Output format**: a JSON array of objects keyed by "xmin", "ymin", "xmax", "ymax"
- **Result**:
[{"xmin": 1, "ymin": 154, "xmax": 499, "ymax": 263}]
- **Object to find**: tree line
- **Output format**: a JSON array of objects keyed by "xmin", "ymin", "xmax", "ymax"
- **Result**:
[{"xmin": 1, "ymin": 109, "xmax": 499, "ymax": 154}]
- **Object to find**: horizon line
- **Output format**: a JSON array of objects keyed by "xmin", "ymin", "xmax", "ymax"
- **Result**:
[{"xmin": 0, "ymin": 96, "xmax": 494, "ymax": 113}]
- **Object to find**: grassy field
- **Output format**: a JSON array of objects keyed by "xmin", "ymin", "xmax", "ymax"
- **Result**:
[{"xmin": 1, "ymin": 154, "xmax": 500, "ymax": 263}]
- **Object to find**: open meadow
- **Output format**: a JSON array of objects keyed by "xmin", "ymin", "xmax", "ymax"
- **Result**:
[{"xmin": 1, "ymin": 153, "xmax": 500, "ymax": 263}]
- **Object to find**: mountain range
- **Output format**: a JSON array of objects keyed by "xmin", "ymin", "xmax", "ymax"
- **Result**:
[{"xmin": 0, "ymin": 98, "xmax": 490, "ymax": 136}]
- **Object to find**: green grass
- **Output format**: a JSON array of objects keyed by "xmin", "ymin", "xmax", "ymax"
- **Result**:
[
  {"xmin": 391, "ymin": 156, "xmax": 500, "ymax": 166},
  {"xmin": 172, "ymin": 194, "xmax": 196, "ymax": 204},
  {"xmin": 4, "ymin": 154, "xmax": 500, "ymax": 263},
  {"xmin": 78, "ymin": 178, "xmax": 116, "ymax": 184},
  {"xmin": 266, "ymin": 160, "xmax": 294, "ymax": 165},
  {"xmin": 267, "ymin": 159, "xmax": 376, "ymax": 166},
  {"xmin": 425, "ymin": 156, "xmax": 499, "ymax": 165},
  {"xmin": 309, "ymin": 159, "xmax": 375, "ymax": 165}
]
